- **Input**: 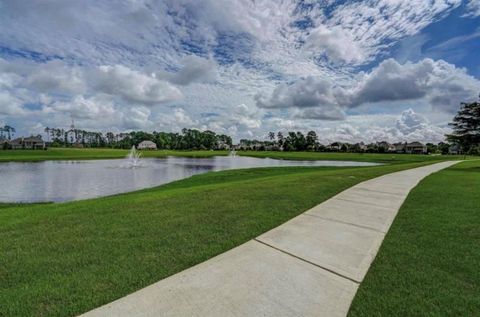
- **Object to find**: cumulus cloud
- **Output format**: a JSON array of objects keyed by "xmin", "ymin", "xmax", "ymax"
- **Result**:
[
  {"xmin": 353, "ymin": 58, "xmax": 480, "ymax": 112},
  {"xmin": 0, "ymin": 91, "xmax": 26, "ymax": 116},
  {"xmin": 304, "ymin": 25, "xmax": 364, "ymax": 64},
  {"xmin": 26, "ymin": 60, "xmax": 87, "ymax": 94},
  {"xmin": 157, "ymin": 55, "xmax": 218, "ymax": 86},
  {"xmin": 312, "ymin": 109, "xmax": 449, "ymax": 144},
  {"xmin": 92, "ymin": 65, "xmax": 183, "ymax": 105},
  {"xmin": 1, "ymin": 58, "xmax": 185, "ymax": 107},
  {"xmin": 46, "ymin": 95, "xmax": 116, "ymax": 120},
  {"xmin": 122, "ymin": 106, "xmax": 152, "ymax": 129},
  {"xmin": 255, "ymin": 77, "xmax": 348, "ymax": 120},
  {"xmin": 257, "ymin": 58, "xmax": 480, "ymax": 118}
]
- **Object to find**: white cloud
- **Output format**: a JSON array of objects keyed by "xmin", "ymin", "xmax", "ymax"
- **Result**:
[
  {"xmin": 93, "ymin": 65, "xmax": 183, "ymax": 105},
  {"xmin": 304, "ymin": 25, "xmax": 364, "ymax": 64},
  {"xmin": 0, "ymin": 91, "xmax": 26, "ymax": 116},
  {"xmin": 26, "ymin": 60, "xmax": 86, "ymax": 94},
  {"xmin": 354, "ymin": 58, "xmax": 480, "ymax": 112},
  {"xmin": 258, "ymin": 58, "xmax": 480, "ymax": 117},
  {"xmin": 46, "ymin": 95, "xmax": 116, "ymax": 120},
  {"xmin": 122, "ymin": 106, "xmax": 152, "ymax": 130},
  {"xmin": 255, "ymin": 77, "xmax": 348, "ymax": 120},
  {"xmin": 157, "ymin": 55, "xmax": 218, "ymax": 86},
  {"xmin": 463, "ymin": 0, "xmax": 480, "ymax": 17}
]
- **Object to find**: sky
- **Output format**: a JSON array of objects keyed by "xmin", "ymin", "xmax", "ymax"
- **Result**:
[{"xmin": 0, "ymin": 0, "xmax": 479, "ymax": 144}]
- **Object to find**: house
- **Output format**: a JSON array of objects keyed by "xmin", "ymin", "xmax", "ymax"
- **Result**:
[
  {"xmin": 137, "ymin": 140, "xmax": 157, "ymax": 150},
  {"xmin": 405, "ymin": 141, "xmax": 427, "ymax": 154},
  {"xmin": 10, "ymin": 136, "xmax": 45, "ymax": 150},
  {"xmin": 393, "ymin": 142, "xmax": 406, "ymax": 153},
  {"xmin": 328, "ymin": 142, "xmax": 342, "ymax": 151},
  {"xmin": 216, "ymin": 139, "xmax": 230, "ymax": 150},
  {"xmin": 448, "ymin": 144, "xmax": 462, "ymax": 155}
]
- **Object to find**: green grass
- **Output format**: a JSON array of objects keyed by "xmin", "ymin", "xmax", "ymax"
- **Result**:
[
  {"xmin": 0, "ymin": 148, "xmax": 229, "ymax": 162},
  {"xmin": 0, "ymin": 161, "xmax": 439, "ymax": 317},
  {"xmin": 238, "ymin": 150, "xmax": 466, "ymax": 163},
  {"xmin": 348, "ymin": 160, "xmax": 480, "ymax": 316},
  {"xmin": 0, "ymin": 147, "xmax": 466, "ymax": 163}
]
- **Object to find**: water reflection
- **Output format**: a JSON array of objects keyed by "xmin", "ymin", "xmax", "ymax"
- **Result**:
[{"xmin": 0, "ymin": 156, "xmax": 379, "ymax": 203}]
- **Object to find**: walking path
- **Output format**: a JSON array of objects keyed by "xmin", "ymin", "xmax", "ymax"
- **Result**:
[{"xmin": 81, "ymin": 161, "xmax": 459, "ymax": 317}]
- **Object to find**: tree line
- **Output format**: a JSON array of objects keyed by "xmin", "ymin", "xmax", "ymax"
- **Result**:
[{"xmin": 43, "ymin": 127, "xmax": 232, "ymax": 150}]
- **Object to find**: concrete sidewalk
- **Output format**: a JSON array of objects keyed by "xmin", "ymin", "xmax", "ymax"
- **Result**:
[{"xmin": 81, "ymin": 161, "xmax": 459, "ymax": 317}]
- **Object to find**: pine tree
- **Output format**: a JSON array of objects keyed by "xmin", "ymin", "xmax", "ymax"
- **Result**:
[{"xmin": 446, "ymin": 96, "xmax": 480, "ymax": 152}]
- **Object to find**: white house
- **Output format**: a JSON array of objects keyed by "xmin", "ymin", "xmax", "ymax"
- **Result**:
[
  {"xmin": 137, "ymin": 140, "xmax": 157, "ymax": 150},
  {"xmin": 405, "ymin": 141, "xmax": 427, "ymax": 154}
]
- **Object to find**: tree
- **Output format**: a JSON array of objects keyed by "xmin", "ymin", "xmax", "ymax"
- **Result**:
[
  {"xmin": 437, "ymin": 142, "xmax": 450, "ymax": 155},
  {"xmin": 3, "ymin": 125, "xmax": 15, "ymax": 140},
  {"xmin": 268, "ymin": 132, "xmax": 275, "ymax": 141},
  {"xmin": 277, "ymin": 132, "xmax": 284, "ymax": 149},
  {"xmin": 306, "ymin": 131, "xmax": 318, "ymax": 151},
  {"xmin": 446, "ymin": 96, "xmax": 480, "ymax": 152}
]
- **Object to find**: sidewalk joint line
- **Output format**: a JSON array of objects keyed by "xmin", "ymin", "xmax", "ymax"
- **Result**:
[
  {"xmin": 352, "ymin": 186, "xmax": 406, "ymax": 197},
  {"xmin": 253, "ymin": 238, "xmax": 361, "ymax": 284},
  {"xmin": 302, "ymin": 213, "xmax": 386, "ymax": 234},
  {"xmin": 335, "ymin": 197, "xmax": 403, "ymax": 209}
]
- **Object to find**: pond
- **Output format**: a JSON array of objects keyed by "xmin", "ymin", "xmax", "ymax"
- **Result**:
[{"xmin": 0, "ymin": 156, "xmax": 380, "ymax": 203}]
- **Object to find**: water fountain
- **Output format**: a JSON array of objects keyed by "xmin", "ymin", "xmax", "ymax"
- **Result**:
[
  {"xmin": 229, "ymin": 148, "xmax": 237, "ymax": 157},
  {"xmin": 126, "ymin": 145, "xmax": 142, "ymax": 168}
]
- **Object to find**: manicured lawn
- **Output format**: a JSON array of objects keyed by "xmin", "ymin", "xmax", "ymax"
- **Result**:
[
  {"xmin": 239, "ymin": 150, "xmax": 465, "ymax": 163},
  {"xmin": 348, "ymin": 160, "xmax": 480, "ymax": 316},
  {"xmin": 0, "ymin": 161, "xmax": 436, "ymax": 316},
  {"xmin": 0, "ymin": 148, "xmax": 228, "ymax": 162},
  {"xmin": 0, "ymin": 147, "xmax": 465, "ymax": 163}
]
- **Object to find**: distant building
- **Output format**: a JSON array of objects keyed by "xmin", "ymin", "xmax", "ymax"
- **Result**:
[
  {"xmin": 405, "ymin": 142, "xmax": 427, "ymax": 154},
  {"xmin": 10, "ymin": 136, "xmax": 45, "ymax": 150},
  {"xmin": 448, "ymin": 144, "xmax": 462, "ymax": 155},
  {"xmin": 137, "ymin": 140, "xmax": 157, "ymax": 150},
  {"xmin": 328, "ymin": 142, "xmax": 342, "ymax": 151},
  {"xmin": 216, "ymin": 139, "xmax": 230, "ymax": 150},
  {"xmin": 393, "ymin": 142, "xmax": 406, "ymax": 153}
]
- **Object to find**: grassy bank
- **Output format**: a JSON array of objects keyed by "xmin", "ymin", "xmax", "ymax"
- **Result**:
[
  {"xmin": 0, "ymin": 161, "xmax": 436, "ymax": 316},
  {"xmin": 0, "ymin": 147, "xmax": 465, "ymax": 163},
  {"xmin": 0, "ymin": 148, "xmax": 228, "ymax": 162},
  {"xmin": 238, "ymin": 150, "xmax": 465, "ymax": 163},
  {"xmin": 348, "ymin": 160, "xmax": 480, "ymax": 316}
]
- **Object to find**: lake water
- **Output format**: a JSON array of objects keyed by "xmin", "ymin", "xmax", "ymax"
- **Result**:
[{"xmin": 0, "ymin": 156, "xmax": 379, "ymax": 203}]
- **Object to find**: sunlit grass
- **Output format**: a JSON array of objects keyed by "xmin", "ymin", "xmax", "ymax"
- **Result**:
[{"xmin": 349, "ymin": 160, "xmax": 480, "ymax": 316}]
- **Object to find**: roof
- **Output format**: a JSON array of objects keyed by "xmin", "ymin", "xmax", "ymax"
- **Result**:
[
  {"xmin": 9, "ymin": 136, "xmax": 44, "ymax": 144},
  {"xmin": 23, "ymin": 136, "xmax": 44, "ymax": 142},
  {"xmin": 407, "ymin": 141, "xmax": 425, "ymax": 146},
  {"xmin": 10, "ymin": 137, "xmax": 23, "ymax": 144},
  {"xmin": 138, "ymin": 140, "xmax": 156, "ymax": 145}
]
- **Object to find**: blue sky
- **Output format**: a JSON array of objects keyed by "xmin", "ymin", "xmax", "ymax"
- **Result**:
[{"xmin": 0, "ymin": 0, "xmax": 479, "ymax": 143}]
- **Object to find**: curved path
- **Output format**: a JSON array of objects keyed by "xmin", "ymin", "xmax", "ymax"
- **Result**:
[{"xmin": 81, "ymin": 161, "xmax": 459, "ymax": 317}]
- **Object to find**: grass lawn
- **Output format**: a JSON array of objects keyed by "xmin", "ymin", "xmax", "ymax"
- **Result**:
[
  {"xmin": 0, "ymin": 147, "xmax": 466, "ymax": 163},
  {"xmin": 348, "ymin": 160, "xmax": 480, "ymax": 316},
  {"xmin": 0, "ymin": 160, "xmax": 442, "ymax": 317},
  {"xmin": 238, "ymin": 150, "xmax": 465, "ymax": 163},
  {"xmin": 0, "ymin": 148, "xmax": 229, "ymax": 162}
]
